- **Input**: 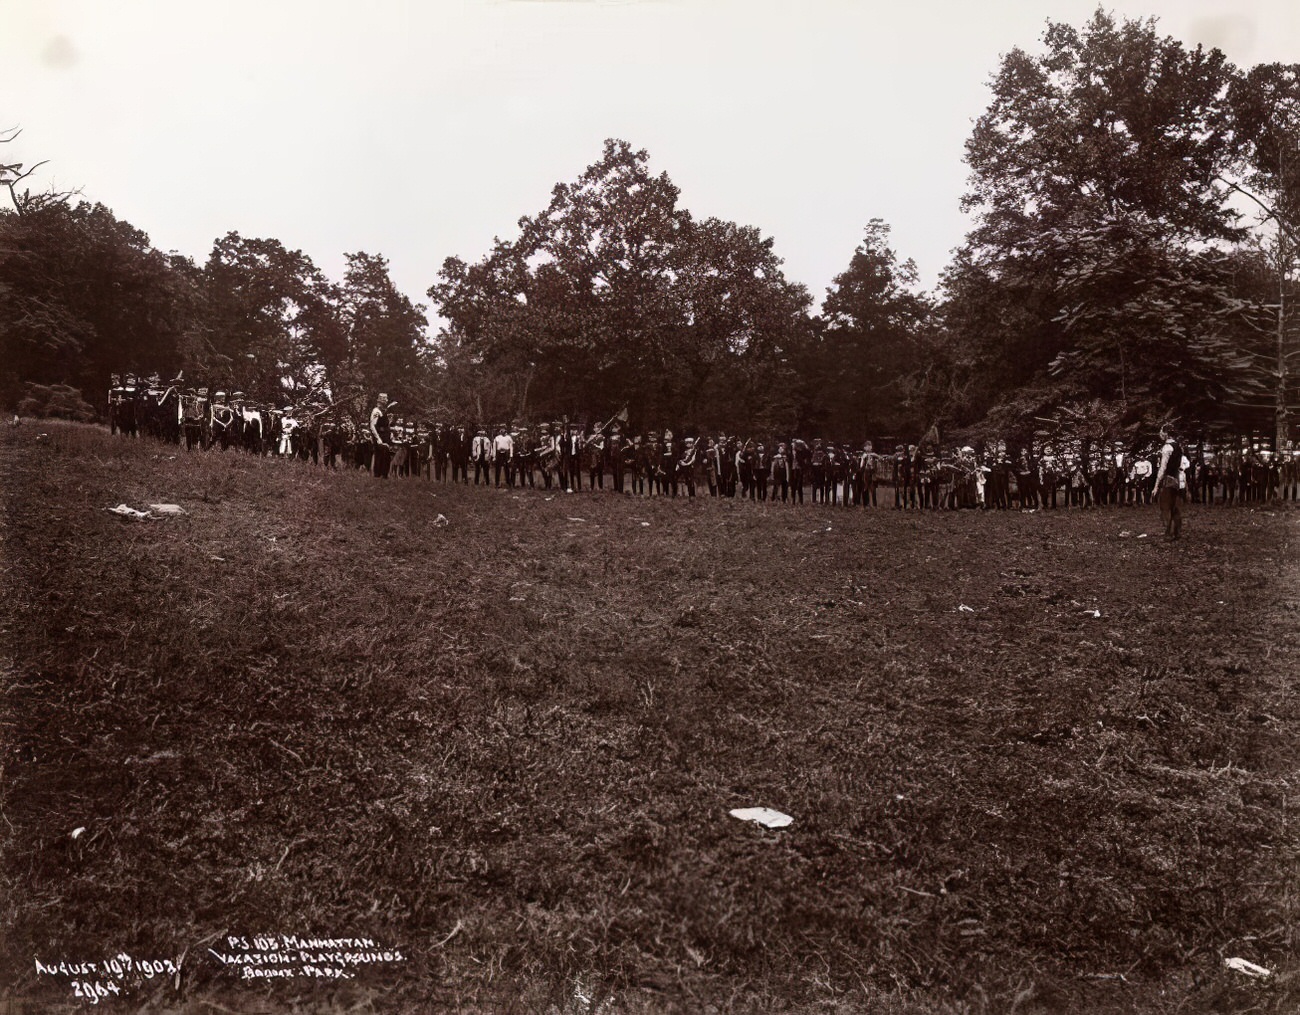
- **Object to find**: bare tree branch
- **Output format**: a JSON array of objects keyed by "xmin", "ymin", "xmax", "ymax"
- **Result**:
[{"xmin": 1217, "ymin": 175, "xmax": 1300, "ymax": 247}]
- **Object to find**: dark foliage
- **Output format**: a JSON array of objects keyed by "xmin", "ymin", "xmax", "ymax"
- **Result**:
[{"xmin": 14, "ymin": 382, "xmax": 97, "ymax": 422}]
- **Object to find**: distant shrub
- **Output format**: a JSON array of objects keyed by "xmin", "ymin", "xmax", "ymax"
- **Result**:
[{"xmin": 16, "ymin": 383, "xmax": 98, "ymax": 423}]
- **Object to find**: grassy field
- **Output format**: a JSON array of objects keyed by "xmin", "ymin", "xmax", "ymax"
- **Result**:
[{"xmin": 2, "ymin": 420, "xmax": 1299, "ymax": 1014}]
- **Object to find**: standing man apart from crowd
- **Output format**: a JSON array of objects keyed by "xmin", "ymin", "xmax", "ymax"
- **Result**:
[
  {"xmin": 370, "ymin": 393, "xmax": 392, "ymax": 478},
  {"xmin": 1151, "ymin": 426, "xmax": 1186, "ymax": 539}
]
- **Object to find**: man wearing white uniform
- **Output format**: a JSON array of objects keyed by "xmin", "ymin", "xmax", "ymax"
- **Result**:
[
  {"xmin": 492, "ymin": 424, "xmax": 514, "ymax": 487},
  {"xmin": 1130, "ymin": 453, "xmax": 1153, "ymax": 505}
]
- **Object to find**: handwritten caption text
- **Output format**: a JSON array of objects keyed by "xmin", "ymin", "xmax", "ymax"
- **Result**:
[{"xmin": 209, "ymin": 935, "xmax": 406, "ymax": 981}]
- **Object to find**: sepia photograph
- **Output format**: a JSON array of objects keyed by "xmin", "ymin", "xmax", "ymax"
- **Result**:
[{"xmin": 3, "ymin": 0, "xmax": 1300, "ymax": 1011}]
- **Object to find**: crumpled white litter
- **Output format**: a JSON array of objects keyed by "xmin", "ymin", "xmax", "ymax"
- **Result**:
[
  {"xmin": 958, "ymin": 604, "xmax": 976, "ymax": 614},
  {"xmin": 148, "ymin": 503, "xmax": 186, "ymax": 515},
  {"xmin": 1224, "ymin": 957, "xmax": 1271, "ymax": 978},
  {"xmin": 106, "ymin": 504, "xmax": 151, "ymax": 519},
  {"xmin": 729, "ymin": 807, "xmax": 793, "ymax": 829},
  {"xmin": 433, "ymin": 514, "xmax": 449, "ymax": 527}
]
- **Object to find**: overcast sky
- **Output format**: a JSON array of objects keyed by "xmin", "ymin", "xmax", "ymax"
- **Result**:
[{"xmin": 4, "ymin": 0, "xmax": 1298, "ymax": 329}]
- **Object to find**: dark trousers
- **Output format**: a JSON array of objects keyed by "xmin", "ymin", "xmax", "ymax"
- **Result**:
[
  {"xmin": 1157, "ymin": 484, "xmax": 1183, "ymax": 538},
  {"xmin": 373, "ymin": 445, "xmax": 392, "ymax": 479}
]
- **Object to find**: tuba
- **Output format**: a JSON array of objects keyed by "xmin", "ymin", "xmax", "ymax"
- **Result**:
[{"xmin": 538, "ymin": 435, "xmax": 561, "ymax": 471}]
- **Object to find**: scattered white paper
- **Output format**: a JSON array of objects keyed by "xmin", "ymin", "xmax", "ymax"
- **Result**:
[
  {"xmin": 729, "ymin": 807, "xmax": 793, "ymax": 829},
  {"xmin": 958, "ymin": 604, "xmax": 976, "ymax": 613},
  {"xmin": 1224, "ymin": 957, "xmax": 1271, "ymax": 978},
  {"xmin": 106, "ymin": 504, "xmax": 151, "ymax": 519},
  {"xmin": 148, "ymin": 503, "xmax": 186, "ymax": 515},
  {"xmin": 433, "ymin": 514, "xmax": 449, "ymax": 527},
  {"xmin": 1084, "ymin": 609, "xmax": 1101, "ymax": 618},
  {"xmin": 71, "ymin": 827, "xmax": 86, "ymax": 839}
]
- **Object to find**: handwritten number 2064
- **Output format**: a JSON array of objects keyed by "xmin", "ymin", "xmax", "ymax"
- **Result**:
[{"xmin": 72, "ymin": 980, "xmax": 120, "ymax": 1004}]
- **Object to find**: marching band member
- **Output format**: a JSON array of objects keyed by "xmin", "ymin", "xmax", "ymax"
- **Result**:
[
  {"xmin": 677, "ymin": 437, "xmax": 698, "ymax": 498},
  {"xmin": 492, "ymin": 423, "xmax": 514, "ymax": 487},
  {"xmin": 586, "ymin": 427, "xmax": 607, "ymax": 490},
  {"xmin": 770, "ymin": 442, "xmax": 791, "ymax": 503},
  {"xmin": 471, "ymin": 426, "xmax": 492, "ymax": 485}
]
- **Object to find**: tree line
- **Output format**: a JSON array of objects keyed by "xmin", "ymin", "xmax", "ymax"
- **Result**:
[{"xmin": 3, "ymin": 10, "xmax": 1297, "ymax": 444}]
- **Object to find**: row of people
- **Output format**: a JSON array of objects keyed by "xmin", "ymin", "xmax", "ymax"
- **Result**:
[
  {"xmin": 106, "ymin": 378, "xmax": 1300, "ymax": 507},
  {"xmin": 347, "ymin": 400, "xmax": 1300, "ymax": 508}
]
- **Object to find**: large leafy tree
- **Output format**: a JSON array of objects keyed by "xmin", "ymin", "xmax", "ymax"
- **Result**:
[
  {"xmin": 1226, "ymin": 64, "xmax": 1300, "ymax": 443},
  {"xmin": 0, "ymin": 199, "xmax": 188, "ymax": 409},
  {"xmin": 1045, "ymin": 215, "xmax": 1270, "ymax": 417},
  {"xmin": 332, "ymin": 251, "xmax": 430, "ymax": 415},
  {"xmin": 201, "ymin": 232, "xmax": 337, "ymax": 403},
  {"xmin": 1210, "ymin": 238, "xmax": 1300, "ymax": 440},
  {"xmin": 963, "ymin": 10, "xmax": 1239, "ymax": 240},
  {"xmin": 428, "ymin": 140, "xmax": 812, "ymax": 430},
  {"xmin": 815, "ymin": 219, "xmax": 933, "ymax": 438},
  {"xmin": 944, "ymin": 10, "xmax": 1254, "ymax": 428},
  {"xmin": 1228, "ymin": 63, "xmax": 1300, "ymax": 245}
]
